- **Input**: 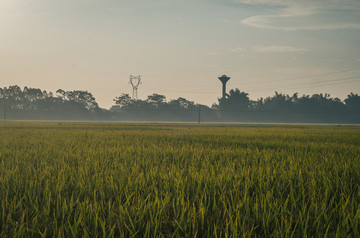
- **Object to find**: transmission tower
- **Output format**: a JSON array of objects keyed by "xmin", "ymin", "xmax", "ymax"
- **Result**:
[{"xmin": 129, "ymin": 75, "xmax": 141, "ymax": 99}]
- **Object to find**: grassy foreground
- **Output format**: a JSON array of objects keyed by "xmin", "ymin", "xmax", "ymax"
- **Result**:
[{"xmin": 0, "ymin": 122, "xmax": 359, "ymax": 237}]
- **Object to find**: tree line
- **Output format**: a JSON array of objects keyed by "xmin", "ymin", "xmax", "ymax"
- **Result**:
[{"xmin": 0, "ymin": 85, "xmax": 359, "ymax": 123}]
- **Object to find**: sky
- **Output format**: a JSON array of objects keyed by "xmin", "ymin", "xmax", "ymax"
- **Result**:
[{"xmin": 1, "ymin": 0, "xmax": 360, "ymax": 108}]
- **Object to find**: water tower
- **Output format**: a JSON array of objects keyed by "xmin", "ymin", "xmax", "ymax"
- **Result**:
[{"xmin": 218, "ymin": 74, "xmax": 230, "ymax": 99}]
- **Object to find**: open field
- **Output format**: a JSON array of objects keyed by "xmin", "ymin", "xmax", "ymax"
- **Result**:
[{"xmin": 0, "ymin": 122, "xmax": 359, "ymax": 237}]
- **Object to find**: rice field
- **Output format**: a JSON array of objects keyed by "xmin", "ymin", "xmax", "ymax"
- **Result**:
[{"xmin": 0, "ymin": 122, "xmax": 359, "ymax": 237}]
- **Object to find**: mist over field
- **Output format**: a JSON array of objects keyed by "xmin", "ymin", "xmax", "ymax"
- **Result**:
[{"xmin": 1, "ymin": 85, "xmax": 359, "ymax": 123}]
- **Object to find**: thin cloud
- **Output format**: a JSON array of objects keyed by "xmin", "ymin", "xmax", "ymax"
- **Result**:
[
  {"xmin": 201, "ymin": 64, "xmax": 218, "ymax": 68},
  {"xmin": 228, "ymin": 47, "xmax": 248, "ymax": 52},
  {"xmin": 0, "ymin": 12, "xmax": 49, "ymax": 18},
  {"xmin": 236, "ymin": 0, "xmax": 360, "ymax": 10},
  {"xmin": 208, "ymin": 52, "xmax": 221, "ymax": 56},
  {"xmin": 242, "ymin": 15, "xmax": 360, "ymax": 31},
  {"xmin": 229, "ymin": 45, "xmax": 308, "ymax": 53},
  {"xmin": 238, "ymin": 0, "xmax": 360, "ymax": 30},
  {"xmin": 253, "ymin": 45, "xmax": 308, "ymax": 53}
]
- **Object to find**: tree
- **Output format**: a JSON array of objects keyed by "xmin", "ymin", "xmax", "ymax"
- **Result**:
[
  {"xmin": 296, "ymin": 93, "xmax": 345, "ymax": 113},
  {"xmin": 146, "ymin": 94, "xmax": 166, "ymax": 108},
  {"xmin": 169, "ymin": 97, "xmax": 195, "ymax": 110},
  {"xmin": 0, "ymin": 85, "xmax": 25, "ymax": 110},
  {"xmin": 259, "ymin": 92, "xmax": 295, "ymax": 112},
  {"xmin": 218, "ymin": 88, "xmax": 250, "ymax": 111},
  {"xmin": 344, "ymin": 93, "xmax": 360, "ymax": 112},
  {"xmin": 22, "ymin": 87, "xmax": 52, "ymax": 110},
  {"xmin": 57, "ymin": 89, "xmax": 99, "ymax": 111},
  {"xmin": 113, "ymin": 94, "xmax": 134, "ymax": 109}
]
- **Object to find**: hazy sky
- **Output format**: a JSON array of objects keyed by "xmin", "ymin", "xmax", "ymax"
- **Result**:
[{"xmin": 1, "ymin": 0, "xmax": 360, "ymax": 108}]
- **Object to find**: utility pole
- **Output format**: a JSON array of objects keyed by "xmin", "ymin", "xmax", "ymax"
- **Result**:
[
  {"xmin": 198, "ymin": 108, "xmax": 201, "ymax": 124},
  {"xmin": 3, "ymin": 99, "xmax": 6, "ymax": 122}
]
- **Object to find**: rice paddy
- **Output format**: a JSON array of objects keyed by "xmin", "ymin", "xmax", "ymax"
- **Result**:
[{"xmin": 0, "ymin": 122, "xmax": 359, "ymax": 237}]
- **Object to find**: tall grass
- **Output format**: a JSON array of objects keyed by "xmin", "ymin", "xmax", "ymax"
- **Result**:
[{"xmin": 0, "ymin": 122, "xmax": 359, "ymax": 237}]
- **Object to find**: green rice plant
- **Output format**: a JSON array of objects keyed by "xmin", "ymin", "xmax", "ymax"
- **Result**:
[{"xmin": 0, "ymin": 122, "xmax": 359, "ymax": 237}]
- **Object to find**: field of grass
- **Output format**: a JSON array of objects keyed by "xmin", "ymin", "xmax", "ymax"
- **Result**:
[{"xmin": 0, "ymin": 122, "xmax": 359, "ymax": 237}]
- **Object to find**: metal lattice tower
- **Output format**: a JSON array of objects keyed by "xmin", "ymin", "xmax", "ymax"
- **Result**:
[{"xmin": 129, "ymin": 75, "xmax": 141, "ymax": 99}]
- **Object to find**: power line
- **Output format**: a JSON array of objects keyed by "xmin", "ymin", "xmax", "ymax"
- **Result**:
[
  {"xmin": 141, "ymin": 87, "xmax": 218, "ymax": 94},
  {"xmin": 123, "ymin": 64, "xmax": 360, "ymax": 95},
  {"xmin": 142, "ymin": 73, "xmax": 360, "ymax": 95},
  {"xmin": 113, "ymin": 50, "xmax": 360, "ymax": 97},
  {"xmin": 252, "ymin": 75, "xmax": 360, "ymax": 92},
  {"xmin": 239, "ymin": 48, "xmax": 360, "ymax": 74},
  {"xmin": 240, "ymin": 67, "xmax": 360, "ymax": 86}
]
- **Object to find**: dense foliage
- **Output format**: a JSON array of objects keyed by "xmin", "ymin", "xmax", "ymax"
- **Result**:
[
  {"xmin": 0, "ymin": 85, "xmax": 360, "ymax": 122},
  {"xmin": 0, "ymin": 86, "xmax": 102, "ymax": 120},
  {"xmin": 0, "ymin": 122, "xmax": 359, "ymax": 237}
]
